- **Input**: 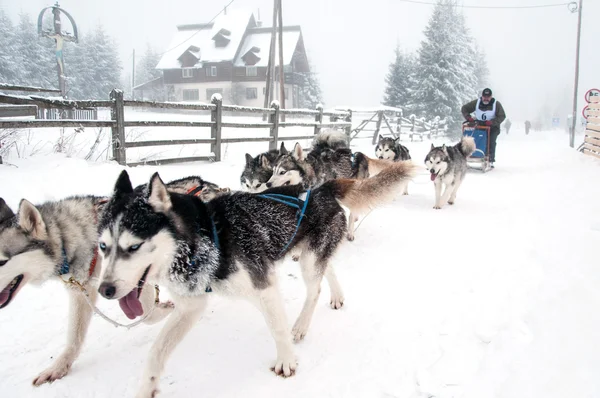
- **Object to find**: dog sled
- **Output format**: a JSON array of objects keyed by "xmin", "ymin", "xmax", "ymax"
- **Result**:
[{"xmin": 462, "ymin": 124, "xmax": 492, "ymax": 172}]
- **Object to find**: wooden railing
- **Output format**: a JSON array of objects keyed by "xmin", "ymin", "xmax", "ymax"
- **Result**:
[{"xmin": 0, "ymin": 89, "xmax": 352, "ymax": 166}]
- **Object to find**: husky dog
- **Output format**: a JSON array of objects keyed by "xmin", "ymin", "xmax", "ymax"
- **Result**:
[
  {"xmin": 240, "ymin": 144, "xmax": 287, "ymax": 192},
  {"xmin": 266, "ymin": 139, "xmax": 399, "ymax": 240},
  {"xmin": 375, "ymin": 137, "xmax": 411, "ymax": 162},
  {"xmin": 97, "ymin": 163, "xmax": 416, "ymax": 397},
  {"xmin": 424, "ymin": 136, "xmax": 476, "ymax": 209},
  {"xmin": 0, "ymin": 196, "xmax": 171, "ymax": 386},
  {"xmin": 375, "ymin": 137, "xmax": 411, "ymax": 195}
]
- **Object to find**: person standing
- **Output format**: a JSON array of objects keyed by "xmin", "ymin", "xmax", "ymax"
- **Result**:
[
  {"xmin": 505, "ymin": 118, "xmax": 512, "ymax": 135},
  {"xmin": 525, "ymin": 120, "xmax": 531, "ymax": 135},
  {"xmin": 461, "ymin": 88, "xmax": 506, "ymax": 168}
]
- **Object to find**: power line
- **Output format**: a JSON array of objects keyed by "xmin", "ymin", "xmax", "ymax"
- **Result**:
[
  {"xmin": 155, "ymin": 0, "xmax": 236, "ymax": 58},
  {"xmin": 396, "ymin": 0, "xmax": 572, "ymax": 9}
]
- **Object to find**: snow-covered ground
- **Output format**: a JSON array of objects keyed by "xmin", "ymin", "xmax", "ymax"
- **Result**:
[{"xmin": 1, "ymin": 128, "xmax": 599, "ymax": 398}]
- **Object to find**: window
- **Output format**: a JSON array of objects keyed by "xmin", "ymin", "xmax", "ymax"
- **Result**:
[
  {"xmin": 285, "ymin": 88, "xmax": 289, "ymax": 100},
  {"xmin": 246, "ymin": 66, "xmax": 257, "ymax": 77},
  {"xmin": 206, "ymin": 88, "xmax": 223, "ymax": 100},
  {"xmin": 246, "ymin": 88, "xmax": 257, "ymax": 100},
  {"xmin": 205, "ymin": 66, "xmax": 217, "ymax": 77},
  {"xmin": 182, "ymin": 68, "xmax": 194, "ymax": 78},
  {"xmin": 182, "ymin": 89, "xmax": 199, "ymax": 101}
]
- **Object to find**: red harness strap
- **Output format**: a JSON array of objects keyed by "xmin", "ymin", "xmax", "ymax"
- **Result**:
[
  {"xmin": 186, "ymin": 185, "xmax": 204, "ymax": 197},
  {"xmin": 88, "ymin": 247, "xmax": 99, "ymax": 277}
]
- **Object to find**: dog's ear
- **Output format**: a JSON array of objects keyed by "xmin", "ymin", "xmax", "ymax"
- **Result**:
[
  {"xmin": 260, "ymin": 154, "xmax": 271, "ymax": 169},
  {"xmin": 430, "ymin": 143, "xmax": 435, "ymax": 151},
  {"xmin": 292, "ymin": 143, "xmax": 304, "ymax": 161},
  {"xmin": 245, "ymin": 153, "xmax": 253, "ymax": 165},
  {"xmin": 147, "ymin": 173, "xmax": 172, "ymax": 213},
  {"xmin": 113, "ymin": 170, "xmax": 134, "ymax": 198},
  {"xmin": 442, "ymin": 144, "xmax": 448, "ymax": 154},
  {"xmin": 279, "ymin": 142, "xmax": 288, "ymax": 156},
  {"xmin": 17, "ymin": 199, "xmax": 47, "ymax": 240},
  {"xmin": 0, "ymin": 198, "xmax": 15, "ymax": 224}
]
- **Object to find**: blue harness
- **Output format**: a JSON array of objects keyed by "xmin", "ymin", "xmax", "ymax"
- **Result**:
[
  {"xmin": 258, "ymin": 190, "xmax": 311, "ymax": 255},
  {"xmin": 59, "ymin": 246, "xmax": 70, "ymax": 275}
]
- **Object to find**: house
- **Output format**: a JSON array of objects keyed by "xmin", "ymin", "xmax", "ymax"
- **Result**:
[{"xmin": 154, "ymin": 9, "xmax": 310, "ymax": 107}]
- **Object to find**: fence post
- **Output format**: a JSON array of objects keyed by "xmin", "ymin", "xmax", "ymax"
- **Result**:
[
  {"xmin": 211, "ymin": 95, "xmax": 223, "ymax": 162},
  {"xmin": 345, "ymin": 109, "xmax": 352, "ymax": 145},
  {"xmin": 314, "ymin": 103, "xmax": 323, "ymax": 136},
  {"xmin": 372, "ymin": 110, "xmax": 383, "ymax": 144},
  {"xmin": 110, "ymin": 89, "xmax": 126, "ymax": 165},
  {"xmin": 269, "ymin": 101, "xmax": 280, "ymax": 151}
]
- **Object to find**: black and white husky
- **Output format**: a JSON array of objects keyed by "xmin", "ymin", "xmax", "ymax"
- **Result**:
[
  {"xmin": 97, "ymin": 162, "xmax": 416, "ymax": 397},
  {"xmin": 424, "ymin": 136, "xmax": 476, "ymax": 209},
  {"xmin": 0, "ymin": 176, "xmax": 222, "ymax": 386},
  {"xmin": 375, "ymin": 137, "xmax": 412, "ymax": 195}
]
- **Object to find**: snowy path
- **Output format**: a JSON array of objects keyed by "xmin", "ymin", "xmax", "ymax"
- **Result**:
[{"xmin": 1, "ymin": 129, "xmax": 599, "ymax": 398}]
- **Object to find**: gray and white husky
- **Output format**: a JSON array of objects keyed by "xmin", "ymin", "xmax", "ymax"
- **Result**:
[
  {"xmin": 375, "ymin": 137, "xmax": 411, "ymax": 195},
  {"xmin": 0, "ymin": 176, "xmax": 222, "ymax": 386},
  {"xmin": 266, "ymin": 132, "xmax": 400, "ymax": 240},
  {"xmin": 424, "ymin": 136, "xmax": 476, "ymax": 209},
  {"xmin": 240, "ymin": 144, "xmax": 286, "ymax": 193},
  {"xmin": 97, "ymin": 162, "xmax": 416, "ymax": 397},
  {"xmin": 0, "ymin": 196, "xmax": 167, "ymax": 386}
]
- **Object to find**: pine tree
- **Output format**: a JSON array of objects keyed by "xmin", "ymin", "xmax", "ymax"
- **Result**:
[
  {"xmin": 473, "ymin": 45, "xmax": 489, "ymax": 90},
  {"xmin": 298, "ymin": 64, "xmax": 323, "ymax": 109},
  {"xmin": 133, "ymin": 43, "xmax": 164, "ymax": 100},
  {"xmin": 382, "ymin": 46, "xmax": 417, "ymax": 113},
  {"xmin": 15, "ymin": 13, "xmax": 57, "ymax": 89},
  {"xmin": 0, "ymin": 10, "xmax": 19, "ymax": 85},
  {"xmin": 413, "ymin": 0, "xmax": 481, "ymax": 130},
  {"xmin": 83, "ymin": 25, "xmax": 123, "ymax": 99}
]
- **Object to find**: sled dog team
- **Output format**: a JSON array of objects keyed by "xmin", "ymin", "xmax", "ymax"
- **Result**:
[{"xmin": 0, "ymin": 130, "xmax": 475, "ymax": 397}]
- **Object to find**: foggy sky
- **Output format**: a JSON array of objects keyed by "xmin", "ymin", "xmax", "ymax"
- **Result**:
[{"xmin": 1, "ymin": 0, "xmax": 598, "ymax": 122}]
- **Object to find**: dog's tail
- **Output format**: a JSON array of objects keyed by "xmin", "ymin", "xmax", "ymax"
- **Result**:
[
  {"xmin": 312, "ymin": 129, "xmax": 348, "ymax": 153},
  {"xmin": 457, "ymin": 136, "xmax": 476, "ymax": 157},
  {"xmin": 352, "ymin": 152, "xmax": 395, "ymax": 179},
  {"xmin": 327, "ymin": 161, "xmax": 418, "ymax": 215}
]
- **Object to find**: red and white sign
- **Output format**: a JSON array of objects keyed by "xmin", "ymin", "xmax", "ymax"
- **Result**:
[
  {"xmin": 585, "ymin": 88, "xmax": 600, "ymax": 103},
  {"xmin": 582, "ymin": 105, "xmax": 590, "ymax": 120}
]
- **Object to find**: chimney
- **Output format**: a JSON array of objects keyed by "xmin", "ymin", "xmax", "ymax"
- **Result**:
[{"xmin": 256, "ymin": 9, "xmax": 262, "ymax": 27}]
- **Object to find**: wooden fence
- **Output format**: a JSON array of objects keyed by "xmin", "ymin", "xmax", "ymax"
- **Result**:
[
  {"xmin": 0, "ymin": 89, "xmax": 352, "ymax": 166},
  {"xmin": 581, "ymin": 96, "xmax": 600, "ymax": 159},
  {"xmin": 338, "ymin": 107, "xmax": 447, "ymax": 144}
]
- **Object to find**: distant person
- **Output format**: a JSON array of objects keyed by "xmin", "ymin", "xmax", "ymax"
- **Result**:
[
  {"xmin": 505, "ymin": 118, "xmax": 512, "ymax": 135},
  {"xmin": 461, "ymin": 88, "xmax": 506, "ymax": 168},
  {"xmin": 525, "ymin": 120, "xmax": 531, "ymax": 135}
]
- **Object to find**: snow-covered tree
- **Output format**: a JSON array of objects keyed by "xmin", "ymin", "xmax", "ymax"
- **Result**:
[
  {"xmin": 473, "ymin": 45, "xmax": 489, "ymax": 90},
  {"xmin": 297, "ymin": 62, "xmax": 323, "ymax": 109},
  {"xmin": 83, "ymin": 26, "xmax": 122, "ymax": 99},
  {"xmin": 413, "ymin": 0, "xmax": 481, "ymax": 130},
  {"xmin": 132, "ymin": 43, "xmax": 164, "ymax": 100},
  {"xmin": 0, "ymin": 10, "xmax": 20, "ymax": 85},
  {"xmin": 382, "ymin": 45, "xmax": 417, "ymax": 112},
  {"xmin": 15, "ymin": 13, "xmax": 57, "ymax": 89}
]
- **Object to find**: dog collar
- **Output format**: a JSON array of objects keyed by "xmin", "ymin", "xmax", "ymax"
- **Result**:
[{"xmin": 186, "ymin": 185, "xmax": 204, "ymax": 197}]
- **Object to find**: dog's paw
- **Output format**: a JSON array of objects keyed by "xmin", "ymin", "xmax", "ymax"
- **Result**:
[
  {"xmin": 292, "ymin": 254, "xmax": 300, "ymax": 262},
  {"xmin": 330, "ymin": 295, "xmax": 345, "ymax": 310},
  {"xmin": 403, "ymin": 191, "xmax": 409, "ymax": 196},
  {"xmin": 346, "ymin": 233, "xmax": 355, "ymax": 242},
  {"xmin": 136, "ymin": 378, "xmax": 160, "ymax": 398},
  {"xmin": 271, "ymin": 355, "xmax": 297, "ymax": 377},
  {"xmin": 291, "ymin": 320, "xmax": 310, "ymax": 342},
  {"xmin": 32, "ymin": 360, "xmax": 72, "ymax": 386},
  {"xmin": 448, "ymin": 200, "xmax": 454, "ymax": 205},
  {"xmin": 433, "ymin": 205, "xmax": 442, "ymax": 209}
]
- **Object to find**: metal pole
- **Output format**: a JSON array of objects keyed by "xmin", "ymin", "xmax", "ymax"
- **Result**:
[
  {"xmin": 570, "ymin": 0, "xmax": 583, "ymax": 148},
  {"xmin": 132, "ymin": 48, "xmax": 135, "ymax": 100},
  {"xmin": 277, "ymin": 0, "xmax": 286, "ymax": 120}
]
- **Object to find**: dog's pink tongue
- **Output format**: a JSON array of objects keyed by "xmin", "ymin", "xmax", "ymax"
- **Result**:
[
  {"xmin": 430, "ymin": 173, "xmax": 437, "ymax": 181},
  {"xmin": 118, "ymin": 290, "xmax": 144, "ymax": 320},
  {"xmin": 0, "ymin": 286, "xmax": 10, "ymax": 307}
]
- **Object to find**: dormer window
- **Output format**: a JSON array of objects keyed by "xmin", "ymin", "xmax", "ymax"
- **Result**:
[
  {"xmin": 182, "ymin": 68, "xmax": 194, "ymax": 78},
  {"xmin": 213, "ymin": 28, "xmax": 231, "ymax": 48},
  {"xmin": 246, "ymin": 66, "xmax": 257, "ymax": 77}
]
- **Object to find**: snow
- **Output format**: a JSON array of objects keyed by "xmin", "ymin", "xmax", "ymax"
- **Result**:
[
  {"xmin": 1, "ymin": 129, "xmax": 600, "ymax": 397},
  {"xmin": 234, "ymin": 28, "xmax": 301, "ymax": 67},
  {"xmin": 156, "ymin": 9, "xmax": 253, "ymax": 70}
]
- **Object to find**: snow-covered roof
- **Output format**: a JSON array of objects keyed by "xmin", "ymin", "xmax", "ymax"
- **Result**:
[
  {"xmin": 156, "ymin": 9, "xmax": 254, "ymax": 70},
  {"xmin": 234, "ymin": 27, "xmax": 301, "ymax": 67}
]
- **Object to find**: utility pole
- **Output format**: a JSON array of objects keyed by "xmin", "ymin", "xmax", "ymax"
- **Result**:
[
  {"xmin": 132, "ymin": 48, "xmax": 136, "ymax": 100},
  {"xmin": 570, "ymin": 0, "xmax": 583, "ymax": 148},
  {"xmin": 277, "ymin": 0, "xmax": 286, "ymax": 120},
  {"xmin": 263, "ymin": 0, "xmax": 279, "ymax": 113}
]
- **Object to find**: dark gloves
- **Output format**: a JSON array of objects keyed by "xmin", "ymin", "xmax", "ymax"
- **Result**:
[
  {"xmin": 466, "ymin": 116, "xmax": 475, "ymax": 123},
  {"xmin": 484, "ymin": 120, "xmax": 492, "ymax": 126}
]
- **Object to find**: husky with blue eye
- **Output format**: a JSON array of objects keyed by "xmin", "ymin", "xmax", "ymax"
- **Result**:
[{"xmin": 96, "ymin": 161, "xmax": 416, "ymax": 397}]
